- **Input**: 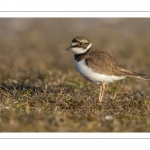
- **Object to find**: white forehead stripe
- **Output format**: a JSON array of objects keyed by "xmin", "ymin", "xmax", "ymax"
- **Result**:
[{"xmin": 71, "ymin": 42, "xmax": 78, "ymax": 46}]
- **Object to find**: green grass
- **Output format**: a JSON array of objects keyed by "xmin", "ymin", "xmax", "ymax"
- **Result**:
[
  {"xmin": 0, "ymin": 74, "xmax": 149, "ymax": 132},
  {"xmin": 0, "ymin": 18, "xmax": 150, "ymax": 132}
]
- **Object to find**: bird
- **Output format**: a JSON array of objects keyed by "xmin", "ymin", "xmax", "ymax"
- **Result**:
[{"xmin": 66, "ymin": 36, "xmax": 149, "ymax": 102}]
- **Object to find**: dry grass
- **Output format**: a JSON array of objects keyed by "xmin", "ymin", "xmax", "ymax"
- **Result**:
[{"xmin": 0, "ymin": 18, "xmax": 150, "ymax": 132}]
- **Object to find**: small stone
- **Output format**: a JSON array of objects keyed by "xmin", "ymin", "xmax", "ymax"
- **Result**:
[{"xmin": 105, "ymin": 115, "xmax": 113, "ymax": 120}]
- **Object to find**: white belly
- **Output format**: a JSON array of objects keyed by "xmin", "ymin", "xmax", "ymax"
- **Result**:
[{"xmin": 75, "ymin": 59, "xmax": 126, "ymax": 85}]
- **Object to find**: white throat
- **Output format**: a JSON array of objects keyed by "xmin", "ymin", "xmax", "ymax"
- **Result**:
[{"xmin": 72, "ymin": 43, "xmax": 92, "ymax": 54}]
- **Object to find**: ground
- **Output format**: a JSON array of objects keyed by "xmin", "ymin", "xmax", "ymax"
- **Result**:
[{"xmin": 0, "ymin": 18, "xmax": 150, "ymax": 132}]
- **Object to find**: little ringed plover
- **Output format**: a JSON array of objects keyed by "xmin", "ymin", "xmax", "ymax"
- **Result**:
[{"xmin": 66, "ymin": 36, "xmax": 149, "ymax": 102}]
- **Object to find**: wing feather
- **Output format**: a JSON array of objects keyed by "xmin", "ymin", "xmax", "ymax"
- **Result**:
[
  {"xmin": 85, "ymin": 47, "xmax": 149, "ymax": 80},
  {"xmin": 85, "ymin": 49, "xmax": 124, "ymax": 76}
]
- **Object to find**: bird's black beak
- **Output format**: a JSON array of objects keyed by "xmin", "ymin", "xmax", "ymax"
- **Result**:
[{"xmin": 65, "ymin": 46, "xmax": 72, "ymax": 51}]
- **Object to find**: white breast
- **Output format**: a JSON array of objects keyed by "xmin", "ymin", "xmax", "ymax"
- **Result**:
[{"xmin": 75, "ymin": 59, "xmax": 126, "ymax": 85}]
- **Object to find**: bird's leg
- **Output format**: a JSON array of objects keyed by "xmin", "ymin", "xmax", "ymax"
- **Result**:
[
  {"xmin": 98, "ymin": 84, "xmax": 103, "ymax": 102},
  {"xmin": 101, "ymin": 83, "xmax": 106, "ymax": 101},
  {"xmin": 99, "ymin": 83, "xmax": 106, "ymax": 102}
]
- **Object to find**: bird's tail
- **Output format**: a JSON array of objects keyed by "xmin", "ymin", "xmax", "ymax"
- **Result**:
[
  {"xmin": 134, "ymin": 73, "xmax": 149, "ymax": 80},
  {"xmin": 120, "ymin": 68, "xmax": 149, "ymax": 80}
]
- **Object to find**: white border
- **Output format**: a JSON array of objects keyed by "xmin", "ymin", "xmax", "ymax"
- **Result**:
[
  {"xmin": 1, "ymin": 12, "xmax": 150, "ymax": 18},
  {"xmin": 0, "ymin": 0, "xmax": 150, "ymax": 11},
  {"xmin": 0, "ymin": 133, "xmax": 150, "ymax": 138},
  {"xmin": 0, "ymin": 138, "xmax": 150, "ymax": 150}
]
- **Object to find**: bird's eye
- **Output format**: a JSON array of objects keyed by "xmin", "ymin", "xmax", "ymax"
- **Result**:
[{"xmin": 78, "ymin": 42, "xmax": 84, "ymax": 46}]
